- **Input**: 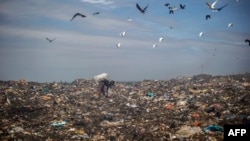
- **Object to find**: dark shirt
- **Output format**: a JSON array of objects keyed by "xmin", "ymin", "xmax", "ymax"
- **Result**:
[{"xmin": 98, "ymin": 79, "xmax": 115, "ymax": 97}]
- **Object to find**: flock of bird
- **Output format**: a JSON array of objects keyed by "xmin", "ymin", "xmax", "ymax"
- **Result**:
[
  {"xmin": 45, "ymin": 0, "xmax": 250, "ymax": 48},
  {"xmin": 204, "ymin": 0, "xmax": 228, "ymax": 22},
  {"xmin": 45, "ymin": 10, "xmax": 100, "ymax": 43},
  {"xmin": 200, "ymin": 0, "xmax": 229, "ymax": 37},
  {"xmin": 164, "ymin": 3, "xmax": 185, "ymax": 15}
]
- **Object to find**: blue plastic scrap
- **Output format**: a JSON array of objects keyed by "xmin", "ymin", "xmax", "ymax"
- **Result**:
[
  {"xmin": 146, "ymin": 92, "xmax": 154, "ymax": 97},
  {"xmin": 203, "ymin": 125, "xmax": 223, "ymax": 132},
  {"xmin": 51, "ymin": 121, "xmax": 66, "ymax": 127}
]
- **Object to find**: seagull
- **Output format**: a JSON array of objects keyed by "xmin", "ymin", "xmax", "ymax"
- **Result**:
[
  {"xmin": 199, "ymin": 32, "xmax": 204, "ymax": 37},
  {"xmin": 245, "ymin": 39, "xmax": 250, "ymax": 46},
  {"xmin": 120, "ymin": 31, "xmax": 126, "ymax": 37},
  {"xmin": 206, "ymin": 14, "xmax": 211, "ymax": 20},
  {"xmin": 46, "ymin": 37, "xmax": 56, "ymax": 42},
  {"xmin": 93, "ymin": 12, "xmax": 100, "ymax": 15},
  {"xmin": 159, "ymin": 37, "xmax": 164, "ymax": 42},
  {"xmin": 70, "ymin": 13, "xmax": 86, "ymax": 21},
  {"xmin": 127, "ymin": 17, "xmax": 133, "ymax": 22},
  {"xmin": 206, "ymin": 0, "xmax": 228, "ymax": 12},
  {"xmin": 180, "ymin": 4, "xmax": 185, "ymax": 9},
  {"xmin": 206, "ymin": 0, "xmax": 218, "ymax": 10},
  {"xmin": 116, "ymin": 42, "xmax": 121, "ymax": 48},
  {"xmin": 153, "ymin": 44, "xmax": 158, "ymax": 48},
  {"xmin": 136, "ymin": 3, "xmax": 149, "ymax": 14},
  {"xmin": 228, "ymin": 23, "xmax": 233, "ymax": 27}
]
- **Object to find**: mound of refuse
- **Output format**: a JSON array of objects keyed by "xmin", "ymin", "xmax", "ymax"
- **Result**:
[{"xmin": 0, "ymin": 73, "xmax": 250, "ymax": 141}]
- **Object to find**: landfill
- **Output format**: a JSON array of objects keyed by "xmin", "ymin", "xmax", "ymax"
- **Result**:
[{"xmin": 0, "ymin": 73, "xmax": 250, "ymax": 141}]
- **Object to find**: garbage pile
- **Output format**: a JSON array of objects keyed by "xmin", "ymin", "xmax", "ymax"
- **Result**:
[{"xmin": 0, "ymin": 73, "xmax": 250, "ymax": 141}]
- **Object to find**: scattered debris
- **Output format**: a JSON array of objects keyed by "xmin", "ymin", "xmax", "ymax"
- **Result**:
[{"xmin": 0, "ymin": 73, "xmax": 250, "ymax": 140}]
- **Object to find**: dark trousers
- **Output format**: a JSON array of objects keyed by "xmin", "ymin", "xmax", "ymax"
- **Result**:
[{"xmin": 98, "ymin": 81, "xmax": 106, "ymax": 96}]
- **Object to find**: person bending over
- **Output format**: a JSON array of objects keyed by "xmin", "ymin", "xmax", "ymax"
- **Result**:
[{"xmin": 98, "ymin": 79, "xmax": 115, "ymax": 97}]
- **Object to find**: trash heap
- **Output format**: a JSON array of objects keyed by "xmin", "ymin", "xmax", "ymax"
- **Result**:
[{"xmin": 0, "ymin": 73, "xmax": 250, "ymax": 141}]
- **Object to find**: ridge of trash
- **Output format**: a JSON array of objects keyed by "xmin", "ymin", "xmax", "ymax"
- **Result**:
[{"xmin": 1, "ymin": 73, "xmax": 250, "ymax": 141}]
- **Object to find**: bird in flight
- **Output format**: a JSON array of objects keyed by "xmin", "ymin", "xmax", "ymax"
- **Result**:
[
  {"xmin": 153, "ymin": 44, "xmax": 158, "ymax": 48},
  {"xmin": 180, "ymin": 4, "xmax": 185, "ymax": 9},
  {"xmin": 127, "ymin": 17, "xmax": 133, "ymax": 22},
  {"xmin": 169, "ymin": 6, "xmax": 178, "ymax": 14},
  {"xmin": 169, "ymin": 10, "xmax": 174, "ymax": 14},
  {"xmin": 206, "ymin": 0, "xmax": 218, "ymax": 10},
  {"xmin": 120, "ymin": 31, "xmax": 126, "ymax": 37},
  {"xmin": 46, "ymin": 38, "xmax": 55, "ymax": 43},
  {"xmin": 206, "ymin": 14, "xmax": 211, "ymax": 20},
  {"xmin": 93, "ymin": 12, "xmax": 100, "ymax": 15},
  {"xmin": 199, "ymin": 32, "xmax": 204, "ymax": 37},
  {"xmin": 206, "ymin": 0, "xmax": 227, "ymax": 12},
  {"xmin": 245, "ymin": 39, "xmax": 250, "ymax": 46},
  {"xmin": 215, "ymin": 3, "xmax": 228, "ymax": 11},
  {"xmin": 228, "ymin": 23, "xmax": 233, "ymax": 27},
  {"xmin": 116, "ymin": 42, "xmax": 121, "ymax": 48},
  {"xmin": 136, "ymin": 3, "xmax": 149, "ymax": 14},
  {"xmin": 159, "ymin": 37, "xmax": 164, "ymax": 42},
  {"xmin": 70, "ymin": 13, "xmax": 86, "ymax": 21},
  {"xmin": 164, "ymin": 3, "xmax": 170, "ymax": 7}
]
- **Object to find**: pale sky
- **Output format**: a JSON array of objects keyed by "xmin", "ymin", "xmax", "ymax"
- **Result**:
[{"xmin": 0, "ymin": 0, "xmax": 250, "ymax": 82}]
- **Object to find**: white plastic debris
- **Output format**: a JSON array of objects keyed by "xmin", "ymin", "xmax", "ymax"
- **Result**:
[
  {"xmin": 93, "ymin": 73, "xmax": 109, "ymax": 83},
  {"xmin": 175, "ymin": 125, "xmax": 203, "ymax": 138}
]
